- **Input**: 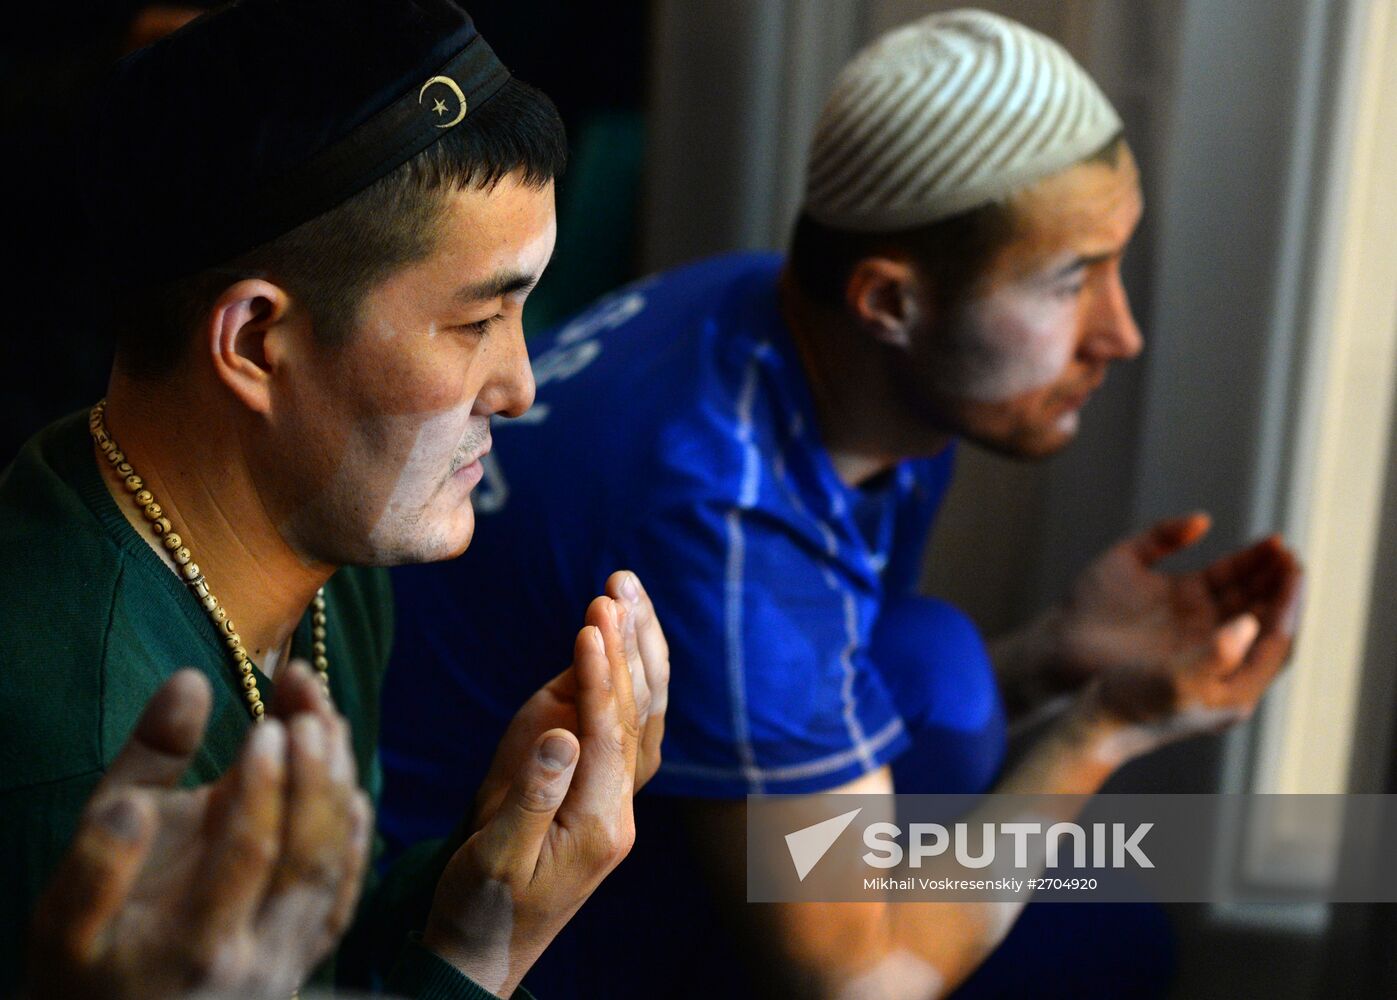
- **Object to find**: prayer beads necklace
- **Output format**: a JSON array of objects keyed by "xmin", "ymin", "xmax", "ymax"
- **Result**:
[{"xmin": 89, "ymin": 400, "xmax": 329, "ymax": 721}]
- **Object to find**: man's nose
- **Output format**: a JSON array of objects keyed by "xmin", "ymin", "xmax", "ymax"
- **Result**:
[
  {"xmin": 477, "ymin": 323, "xmax": 536, "ymax": 418},
  {"xmin": 1084, "ymin": 269, "xmax": 1143, "ymax": 362}
]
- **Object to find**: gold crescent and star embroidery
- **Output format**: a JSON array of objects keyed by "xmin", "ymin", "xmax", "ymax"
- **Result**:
[{"xmin": 419, "ymin": 75, "xmax": 468, "ymax": 128}]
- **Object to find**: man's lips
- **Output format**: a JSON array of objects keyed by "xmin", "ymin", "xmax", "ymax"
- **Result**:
[
  {"xmin": 452, "ymin": 438, "xmax": 492, "ymax": 477},
  {"xmin": 1057, "ymin": 374, "xmax": 1106, "ymax": 411}
]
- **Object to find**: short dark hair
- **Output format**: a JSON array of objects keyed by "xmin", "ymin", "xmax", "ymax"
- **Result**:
[
  {"xmin": 788, "ymin": 133, "xmax": 1125, "ymax": 315},
  {"xmin": 114, "ymin": 77, "xmax": 567, "ymax": 379}
]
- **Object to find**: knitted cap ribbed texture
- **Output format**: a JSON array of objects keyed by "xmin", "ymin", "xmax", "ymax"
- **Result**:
[{"xmin": 804, "ymin": 8, "xmax": 1122, "ymax": 232}]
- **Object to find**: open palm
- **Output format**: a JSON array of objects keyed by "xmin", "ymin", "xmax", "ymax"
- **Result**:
[{"xmin": 1056, "ymin": 513, "xmax": 1301, "ymax": 684}]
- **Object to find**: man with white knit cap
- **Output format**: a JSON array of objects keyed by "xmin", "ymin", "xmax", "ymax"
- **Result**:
[{"xmin": 380, "ymin": 9, "xmax": 1303, "ymax": 998}]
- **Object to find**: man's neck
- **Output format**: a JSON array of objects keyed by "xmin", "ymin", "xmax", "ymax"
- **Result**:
[
  {"xmin": 98, "ymin": 373, "xmax": 333, "ymax": 678},
  {"xmin": 777, "ymin": 268, "xmax": 951, "ymax": 488}
]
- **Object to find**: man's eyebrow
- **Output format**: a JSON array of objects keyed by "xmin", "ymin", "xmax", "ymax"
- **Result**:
[
  {"xmin": 453, "ymin": 245, "xmax": 557, "ymax": 304},
  {"xmin": 1048, "ymin": 250, "xmax": 1118, "ymax": 281},
  {"xmin": 453, "ymin": 269, "xmax": 541, "ymax": 303}
]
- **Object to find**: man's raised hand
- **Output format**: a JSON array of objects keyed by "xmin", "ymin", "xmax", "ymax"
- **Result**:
[
  {"xmin": 423, "ymin": 571, "xmax": 670, "ymax": 996},
  {"xmin": 1047, "ymin": 513, "xmax": 1302, "ymax": 690},
  {"xmin": 1079, "ymin": 548, "xmax": 1304, "ymax": 763},
  {"xmin": 25, "ymin": 664, "xmax": 371, "ymax": 1000},
  {"xmin": 467, "ymin": 570, "xmax": 669, "ymax": 831}
]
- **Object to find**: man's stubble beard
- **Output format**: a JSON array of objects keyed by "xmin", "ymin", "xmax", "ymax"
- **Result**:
[
  {"xmin": 277, "ymin": 462, "xmax": 476, "ymax": 569},
  {"xmin": 892, "ymin": 355, "xmax": 1081, "ymax": 463}
]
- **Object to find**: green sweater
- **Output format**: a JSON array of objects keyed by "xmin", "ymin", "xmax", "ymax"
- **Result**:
[{"xmin": 0, "ymin": 411, "xmax": 516, "ymax": 999}]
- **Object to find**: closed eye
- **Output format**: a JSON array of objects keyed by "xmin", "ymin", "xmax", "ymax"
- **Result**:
[{"xmin": 459, "ymin": 315, "xmax": 501, "ymax": 337}]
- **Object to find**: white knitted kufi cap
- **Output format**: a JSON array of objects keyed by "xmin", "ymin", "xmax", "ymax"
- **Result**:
[{"xmin": 803, "ymin": 8, "xmax": 1122, "ymax": 232}]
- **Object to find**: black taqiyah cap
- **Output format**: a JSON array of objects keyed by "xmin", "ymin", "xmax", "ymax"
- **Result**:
[{"xmin": 82, "ymin": 0, "xmax": 510, "ymax": 287}]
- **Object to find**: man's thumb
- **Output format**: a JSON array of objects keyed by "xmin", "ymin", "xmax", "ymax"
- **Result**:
[
  {"xmin": 1213, "ymin": 612, "xmax": 1262, "ymax": 667},
  {"xmin": 476, "ymin": 730, "xmax": 579, "ymax": 871},
  {"xmin": 100, "ymin": 669, "xmax": 211, "ymax": 792}
]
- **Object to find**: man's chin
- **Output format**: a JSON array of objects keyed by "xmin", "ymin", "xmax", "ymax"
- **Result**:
[
  {"xmin": 364, "ymin": 502, "xmax": 477, "ymax": 567},
  {"xmin": 1046, "ymin": 409, "xmax": 1082, "ymax": 445},
  {"xmin": 432, "ymin": 504, "xmax": 477, "ymax": 562},
  {"xmin": 964, "ymin": 413, "xmax": 1081, "ymax": 461}
]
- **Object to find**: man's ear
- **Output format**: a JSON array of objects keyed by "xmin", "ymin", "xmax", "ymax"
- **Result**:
[
  {"xmin": 205, "ymin": 279, "xmax": 294, "ymax": 415},
  {"xmin": 844, "ymin": 257, "xmax": 929, "ymax": 350}
]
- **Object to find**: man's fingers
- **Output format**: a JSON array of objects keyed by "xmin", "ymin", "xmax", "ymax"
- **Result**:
[
  {"xmin": 31, "ymin": 792, "xmax": 156, "ymax": 964},
  {"xmin": 1214, "ymin": 565, "xmax": 1281, "ymax": 621},
  {"xmin": 253, "ymin": 712, "xmax": 362, "ymax": 988},
  {"xmin": 185, "ymin": 717, "xmax": 287, "ymax": 943},
  {"xmin": 1174, "ymin": 611, "xmax": 1258, "ymax": 681},
  {"xmin": 323, "ymin": 790, "xmax": 374, "ymax": 947},
  {"xmin": 578, "ymin": 596, "xmax": 634, "ymax": 730},
  {"xmin": 1252, "ymin": 551, "xmax": 1304, "ymax": 633},
  {"xmin": 1203, "ymin": 536, "xmax": 1286, "ymax": 595},
  {"xmin": 269, "ymin": 658, "xmax": 337, "ymax": 727},
  {"xmin": 281, "ymin": 660, "xmax": 359, "ymax": 788},
  {"xmin": 605, "ymin": 572, "xmax": 651, "ymax": 722},
  {"xmin": 472, "ymin": 729, "xmax": 580, "ymax": 879},
  {"xmin": 1215, "ymin": 553, "xmax": 1301, "ymax": 668},
  {"xmin": 618, "ymin": 572, "xmax": 670, "ymax": 787},
  {"xmin": 1222, "ymin": 564, "xmax": 1303, "ymax": 701},
  {"xmin": 569, "ymin": 602, "xmax": 640, "ymax": 818},
  {"xmin": 1211, "ymin": 612, "xmax": 1261, "ymax": 671},
  {"xmin": 637, "ymin": 696, "xmax": 667, "ymax": 790},
  {"xmin": 616, "ymin": 572, "xmax": 670, "ymax": 714},
  {"xmin": 1130, "ymin": 512, "xmax": 1211, "ymax": 566},
  {"xmin": 263, "ymin": 714, "xmax": 349, "ymax": 900},
  {"xmin": 1224, "ymin": 628, "xmax": 1293, "ymax": 705},
  {"xmin": 606, "ymin": 602, "xmax": 640, "ymax": 733},
  {"xmin": 100, "ymin": 669, "xmax": 211, "ymax": 792},
  {"xmin": 262, "ymin": 664, "xmax": 360, "ymax": 905}
]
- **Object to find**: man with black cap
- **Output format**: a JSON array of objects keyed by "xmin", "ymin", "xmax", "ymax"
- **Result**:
[{"xmin": 0, "ymin": 2, "xmax": 668, "ymax": 998}]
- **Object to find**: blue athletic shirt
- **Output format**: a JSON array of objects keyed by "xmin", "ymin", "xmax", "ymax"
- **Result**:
[{"xmin": 379, "ymin": 252, "xmax": 960, "ymax": 853}]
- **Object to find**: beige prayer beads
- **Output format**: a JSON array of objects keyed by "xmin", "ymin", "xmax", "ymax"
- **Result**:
[{"xmin": 88, "ymin": 400, "xmax": 329, "ymax": 721}]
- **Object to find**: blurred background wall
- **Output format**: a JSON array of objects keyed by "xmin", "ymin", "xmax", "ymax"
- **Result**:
[{"xmin": 5, "ymin": 1, "xmax": 1395, "ymax": 997}]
